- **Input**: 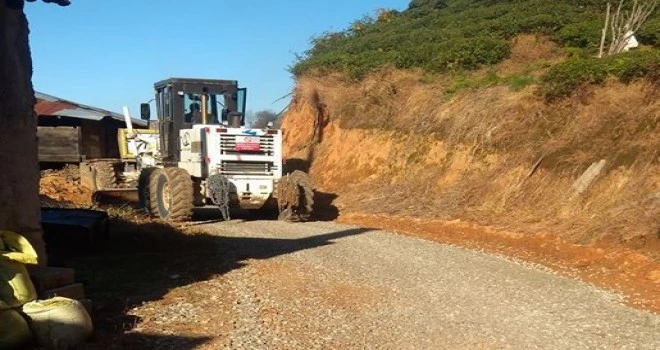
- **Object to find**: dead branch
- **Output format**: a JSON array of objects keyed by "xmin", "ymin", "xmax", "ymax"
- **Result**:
[
  {"xmin": 526, "ymin": 152, "xmax": 549, "ymax": 179},
  {"xmin": 599, "ymin": 3, "xmax": 611, "ymax": 58},
  {"xmin": 604, "ymin": 0, "xmax": 658, "ymax": 56}
]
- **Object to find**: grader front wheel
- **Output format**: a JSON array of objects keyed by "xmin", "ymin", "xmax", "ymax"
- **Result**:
[
  {"xmin": 276, "ymin": 170, "xmax": 314, "ymax": 221},
  {"xmin": 137, "ymin": 167, "xmax": 160, "ymax": 213}
]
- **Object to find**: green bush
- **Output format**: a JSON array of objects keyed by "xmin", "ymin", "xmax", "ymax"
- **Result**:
[
  {"xmin": 539, "ymin": 49, "xmax": 660, "ymax": 100},
  {"xmin": 425, "ymin": 37, "xmax": 510, "ymax": 72},
  {"xmin": 637, "ymin": 17, "xmax": 660, "ymax": 47},
  {"xmin": 408, "ymin": 0, "xmax": 448, "ymax": 10},
  {"xmin": 291, "ymin": 0, "xmax": 658, "ymax": 79},
  {"xmin": 554, "ymin": 20, "xmax": 603, "ymax": 49},
  {"xmin": 505, "ymin": 74, "xmax": 537, "ymax": 91}
]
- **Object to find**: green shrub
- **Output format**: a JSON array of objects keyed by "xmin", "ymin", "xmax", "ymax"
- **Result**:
[
  {"xmin": 539, "ymin": 49, "xmax": 660, "ymax": 100},
  {"xmin": 637, "ymin": 17, "xmax": 660, "ymax": 47},
  {"xmin": 291, "ymin": 0, "xmax": 658, "ymax": 79},
  {"xmin": 505, "ymin": 74, "xmax": 537, "ymax": 91},
  {"xmin": 408, "ymin": 0, "xmax": 448, "ymax": 10},
  {"xmin": 554, "ymin": 21, "xmax": 603, "ymax": 50},
  {"xmin": 425, "ymin": 37, "xmax": 510, "ymax": 72}
]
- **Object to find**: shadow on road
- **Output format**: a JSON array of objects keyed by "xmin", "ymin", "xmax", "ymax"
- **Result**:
[
  {"xmin": 51, "ymin": 217, "xmax": 371, "ymax": 349},
  {"xmin": 312, "ymin": 191, "xmax": 340, "ymax": 221},
  {"xmin": 189, "ymin": 189, "xmax": 340, "ymax": 223}
]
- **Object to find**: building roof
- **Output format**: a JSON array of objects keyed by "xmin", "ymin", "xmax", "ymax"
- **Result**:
[
  {"xmin": 26, "ymin": 0, "xmax": 71, "ymax": 7},
  {"xmin": 35, "ymin": 91, "xmax": 148, "ymax": 127}
]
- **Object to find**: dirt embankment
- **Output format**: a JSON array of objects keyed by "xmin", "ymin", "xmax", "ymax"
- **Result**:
[{"xmin": 282, "ymin": 36, "xmax": 660, "ymax": 310}]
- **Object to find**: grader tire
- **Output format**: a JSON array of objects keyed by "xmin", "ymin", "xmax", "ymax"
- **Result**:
[
  {"xmin": 148, "ymin": 168, "xmax": 165, "ymax": 218},
  {"xmin": 148, "ymin": 168, "xmax": 194, "ymax": 222},
  {"xmin": 290, "ymin": 170, "xmax": 314, "ymax": 219},
  {"xmin": 277, "ymin": 208, "xmax": 294, "ymax": 221},
  {"xmin": 137, "ymin": 167, "xmax": 158, "ymax": 211},
  {"xmin": 277, "ymin": 170, "xmax": 314, "ymax": 221},
  {"xmin": 192, "ymin": 178, "xmax": 206, "ymax": 207}
]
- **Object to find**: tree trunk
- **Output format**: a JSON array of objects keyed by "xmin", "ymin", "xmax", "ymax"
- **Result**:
[{"xmin": 0, "ymin": 2, "xmax": 47, "ymax": 265}]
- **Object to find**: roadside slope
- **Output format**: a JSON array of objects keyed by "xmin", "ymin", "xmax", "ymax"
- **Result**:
[{"xmin": 283, "ymin": 66, "xmax": 660, "ymax": 249}]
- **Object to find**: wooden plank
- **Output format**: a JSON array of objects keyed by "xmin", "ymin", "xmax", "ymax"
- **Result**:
[
  {"xmin": 81, "ymin": 121, "xmax": 103, "ymax": 159},
  {"xmin": 38, "ymin": 154, "xmax": 83, "ymax": 163},
  {"xmin": 37, "ymin": 126, "xmax": 82, "ymax": 162}
]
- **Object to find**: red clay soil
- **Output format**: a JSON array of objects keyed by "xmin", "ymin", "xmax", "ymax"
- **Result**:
[
  {"xmin": 338, "ymin": 213, "xmax": 660, "ymax": 314},
  {"xmin": 39, "ymin": 168, "xmax": 92, "ymax": 207}
]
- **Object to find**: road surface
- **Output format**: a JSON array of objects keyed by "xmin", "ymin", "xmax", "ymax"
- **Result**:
[{"xmin": 173, "ymin": 219, "xmax": 660, "ymax": 349}]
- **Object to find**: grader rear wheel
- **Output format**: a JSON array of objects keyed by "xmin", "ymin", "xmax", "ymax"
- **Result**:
[{"xmin": 276, "ymin": 170, "xmax": 314, "ymax": 221}]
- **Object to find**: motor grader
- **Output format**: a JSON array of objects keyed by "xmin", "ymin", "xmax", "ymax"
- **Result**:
[{"xmin": 80, "ymin": 78, "xmax": 313, "ymax": 222}]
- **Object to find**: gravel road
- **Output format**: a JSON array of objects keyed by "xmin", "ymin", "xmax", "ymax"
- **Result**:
[{"xmin": 191, "ymin": 219, "xmax": 659, "ymax": 349}]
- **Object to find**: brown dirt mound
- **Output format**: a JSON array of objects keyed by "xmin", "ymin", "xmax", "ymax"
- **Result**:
[{"xmin": 40, "ymin": 165, "xmax": 92, "ymax": 207}]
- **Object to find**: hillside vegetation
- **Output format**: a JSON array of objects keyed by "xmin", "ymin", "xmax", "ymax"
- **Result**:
[
  {"xmin": 283, "ymin": 0, "xmax": 660, "ymax": 252},
  {"xmin": 292, "ymin": 0, "xmax": 659, "ymax": 99}
]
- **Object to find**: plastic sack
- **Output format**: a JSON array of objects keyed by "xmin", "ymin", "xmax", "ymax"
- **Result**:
[
  {"xmin": 0, "ymin": 231, "xmax": 38, "ymax": 265},
  {"xmin": 0, "ymin": 306, "xmax": 33, "ymax": 349},
  {"xmin": 0, "ymin": 231, "xmax": 38, "ymax": 308},
  {"xmin": 22, "ymin": 297, "xmax": 93, "ymax": 350},
  {"xmin": 0, "ymin": 296, "xmax": 9, "ymax": 311}
]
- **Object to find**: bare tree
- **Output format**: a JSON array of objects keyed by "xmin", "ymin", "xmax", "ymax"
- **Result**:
[
  {"xmin": 599, "ymin": 0, "xmax": 658, "ymax": 57},
  {"xmin": 250, "ymin": 110, "xmax": 281, "ymax": 129}
]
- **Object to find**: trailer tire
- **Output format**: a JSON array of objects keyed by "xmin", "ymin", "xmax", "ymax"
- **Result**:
[{"xmin": 149, "ymin": 168, "xmax": 194, "ymax": 222}]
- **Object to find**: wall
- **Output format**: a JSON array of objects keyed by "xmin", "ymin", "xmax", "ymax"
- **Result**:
[{"xmin": 0, "ymin": 2, "xmax": 47, "ymax": 264}]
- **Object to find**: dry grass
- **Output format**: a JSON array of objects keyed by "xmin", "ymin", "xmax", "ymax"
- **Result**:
[{"xmin": 495, "ymin": 34, "xmax": 564, "ymax": 76}]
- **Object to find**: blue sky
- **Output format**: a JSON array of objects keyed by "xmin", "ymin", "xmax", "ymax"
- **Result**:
[{"xmin": 26, "ymin": 0, "xmax": 408, "ymax": 120}]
